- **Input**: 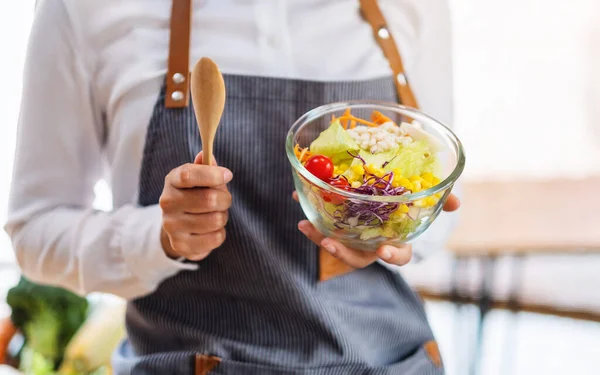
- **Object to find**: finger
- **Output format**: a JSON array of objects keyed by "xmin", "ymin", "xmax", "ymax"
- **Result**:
[
  {"xmin": 194, "ymin": 150, "xmax": 218, "ymax": 166},
  {"xmin": 297, "ymin": 220, "xmax": 325, "ymax": 246},
  {"xmin": 194, "ymin": 151, "xmax": 230, "ymax": 192},
  {"xmin": 168, "ymin": 163, "xmax": 233, "ymax": 189},
  {"xmin": 164, "ymin": 212, "xmax": 228, "ymax": 235},
  {"xmin": 169, "ymin": 229, "xmax": 226, "ymax": 261},
  {"xmin": 443, "ymin": 194, "xmax": 461, "ymax": 212},
  {"xmin": 160, "ymin": 187, "xmax": 232, "ymax": 213},
  {"xmin": 320, "ymin": 238, "xmax": 379, "ymax": 269},
  {"xmin": 292, "ymin": 191, "xmax": 299, "ymax": 202},
  {"xmin": 184, "ymin": 188, "xmax": 232, "ymax": 214},
  {"xmin": 376, "ymin": 244, "xmax": 412, "ymax": 266}
]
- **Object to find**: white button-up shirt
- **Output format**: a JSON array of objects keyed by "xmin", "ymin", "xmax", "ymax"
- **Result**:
[{"xmin": 5, "ymin": 0, "xmax": 454, "ymax": 299}]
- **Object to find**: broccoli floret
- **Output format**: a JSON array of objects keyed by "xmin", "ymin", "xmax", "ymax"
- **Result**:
[{"xmin": 6, "ymin": 277, "xmax": 88, "ymax": 369}]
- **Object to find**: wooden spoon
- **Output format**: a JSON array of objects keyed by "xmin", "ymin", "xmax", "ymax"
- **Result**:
[{"xmin": 191, "ymin": 57, "xmax": 226, "ymax": 166}]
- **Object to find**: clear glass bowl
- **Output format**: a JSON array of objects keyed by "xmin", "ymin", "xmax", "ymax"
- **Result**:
[{"xmin": 286, "ymin": 101, "xmax": 465, "ymax": 252}]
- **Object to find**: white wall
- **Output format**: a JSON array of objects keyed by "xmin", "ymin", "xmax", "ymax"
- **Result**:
[{"xmin": 451, "ymin": 0, "xmax": 600, "ymax": 180}]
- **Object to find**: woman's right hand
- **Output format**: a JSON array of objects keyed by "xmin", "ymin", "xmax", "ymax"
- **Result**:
[{"xmin": 159, "ymin": 152, "xmax": 233, "ymax": 261}]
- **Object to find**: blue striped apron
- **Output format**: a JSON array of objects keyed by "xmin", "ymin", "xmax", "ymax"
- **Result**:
[{"xmin": 112, "ymin": 1, "xmax": 445, "ymax": 374}]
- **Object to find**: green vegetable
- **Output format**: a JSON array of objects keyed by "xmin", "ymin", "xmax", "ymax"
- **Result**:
[
  {"xmin": 383, "ymin": 140, "xmax": 438, "ymax": 177},
  {"xmin": 309, "ymin": 120, "xmax": 359, "ymax": 164},
  {"xmin": 58, "ymin": 299, "xmax": 126, "ymax": 375},
  {"xmin": 359, "ymin": 216, "xmax": 421, "ymax": 241},
  {"xmin": 18, "ymin": 346, "xmax": 56, "ymax": 375},
  {"xmin": 6, "ymin": 277, "xmax": 89, "ymax": 370},
  {"xmin": 342, "ymin": 149, "xmax": 397, "ymax": 181}
]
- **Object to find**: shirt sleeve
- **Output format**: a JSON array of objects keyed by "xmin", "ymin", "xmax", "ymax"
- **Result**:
[{"xmin": 4, "ymin": 0, "xmax": 197, "ymax": 300}]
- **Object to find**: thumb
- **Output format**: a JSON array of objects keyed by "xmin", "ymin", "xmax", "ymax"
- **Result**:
[
  {"xmin": 194, "ymin": 151, "xmax": 230, "ymax": 192},
  {"xmin": 194, "ymin": 151, "xmax": 218, "ymax": 166}
]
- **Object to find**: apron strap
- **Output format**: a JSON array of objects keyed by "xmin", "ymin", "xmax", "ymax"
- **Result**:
[
  {"xmin": 359, "ymin": 0, "xmax": 419, "ymax": 109},
  {"xmin": 165, "ymin": 0, "xmax": 193, "ymax": 108},
  {"xmin": 164, "ymin": 0, "xmax": 416, "ymax": 110}
]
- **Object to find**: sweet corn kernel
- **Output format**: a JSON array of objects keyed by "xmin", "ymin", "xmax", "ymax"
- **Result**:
[
  {"xmin": 412, "ymin": 181, "xmax": 422, "ymax": 192},
  {"xmin": 352, "ymin": 165, "xmax": 365, "ymax": 175},
  {"xmin": 390, "ymin": 210, "xmax": 407, "ymax": 220},
  {"xmin": 432, "ymin": 177, "xmax": 441, "ymax": 185},
  {"xmin": 435, "ymin": 192, "xmax": 443, "ymax": 199},
  {"xmin": 421, "ymin": 181, "xmax": 433, "ymax": 189},
  {"xmin": 399, "ymin": 204, "xmax": 409, "ymax": 213},
  {"xmin": 391, "ymin": 180, "xmax": 401, "ymax": 188},
  {"xmin": 364, "ymin": 164, "xmax": 378, "ymax": 175},
  {"xmin": 405, "ymin": 182, "xmax": 414, "ymax": 191},
  {"xmin": 398, "ymin": 177, "xmax": 411, "ymax": 187},
  {"xmin": 392, "ymin": 168, "xmax": 403, "ymax": 177},
  {"xmin": 409, "ymin": 175, "xmax": 422, "ymax": 182},
  {"xmin": 426, "ymin": 196, "xmax": 438, "ymax": 207},
  {"xmin": 351, "ymin": 181, "xmax": 362, "ymax": 188},
  {"xmin": 340, "ymin": 163, "xmax": 349, "ymax": 171},
  {"xmin": 421, "ymin": 172, "xmax": 434, "ymax": 183}
]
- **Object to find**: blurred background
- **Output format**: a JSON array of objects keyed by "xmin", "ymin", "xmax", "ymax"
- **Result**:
[{"xmin": 1, "ymin": 1, "xmax": 599, "ymax": 374}]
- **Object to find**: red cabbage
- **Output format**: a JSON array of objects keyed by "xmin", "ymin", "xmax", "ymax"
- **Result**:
[{"xmin": 327, "ymin": 152, "xmax": 414, "ymax": 228}]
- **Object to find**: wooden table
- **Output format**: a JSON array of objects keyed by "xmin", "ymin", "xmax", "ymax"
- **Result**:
[{"xmin": 441, "ymin": 177, "xmax": 600, "ymax": 375}]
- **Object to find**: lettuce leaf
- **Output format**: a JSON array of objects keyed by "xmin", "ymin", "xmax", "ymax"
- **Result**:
[
  {"xmin": 383, "ymin": 140, "xmax": 438, "ymax": 177},
  {"xmin": 309, "ymin": 120, "xmax": 359, "ymax": 163}
]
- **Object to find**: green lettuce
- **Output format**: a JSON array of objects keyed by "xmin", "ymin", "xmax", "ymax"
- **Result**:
[
  {"xmin": 383, "ymin": 140, "xmax": 438, "ymax": 177},
  {"xmin": 309, "ymin": 120, "xmax": 359, "ymax": 164}
]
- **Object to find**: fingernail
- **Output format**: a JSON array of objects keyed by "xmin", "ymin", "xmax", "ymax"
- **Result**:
[
  {"xmin": 223, "ymin": 169, "xmax": 233, "ymax": 183},
  {"xmin": 324, "ymin": 245, "xmax": 337, "ymax": 255},
  {"xmin": 380, "ymin": 247, "xmax": 392, "ymax": 260},
  {"xmin": 298, "ymin": 221, "xmax": 310, "ymax": 234}
]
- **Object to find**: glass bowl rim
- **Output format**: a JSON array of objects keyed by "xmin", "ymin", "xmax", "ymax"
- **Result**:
[{"xmin": 285, "ymin": 100, "xmax": 466, "ymax": 203}]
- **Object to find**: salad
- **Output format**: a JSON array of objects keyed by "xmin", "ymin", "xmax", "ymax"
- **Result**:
[{"xmin": 294, "ymin": 109, "xmax": 444, "ymax": 241}]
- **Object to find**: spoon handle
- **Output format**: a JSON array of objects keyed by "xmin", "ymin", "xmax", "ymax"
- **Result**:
[{"xmin": 203, "ymin": 143, "xmax": 213, "ymax": 166}]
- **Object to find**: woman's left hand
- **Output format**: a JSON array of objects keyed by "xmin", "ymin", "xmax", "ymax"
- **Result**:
[{"xmin": 293, "ymin": 192, "xmax": 461, "ymax": 268}]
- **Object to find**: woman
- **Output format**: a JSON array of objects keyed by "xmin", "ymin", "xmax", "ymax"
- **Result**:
[{"xmin": 6, "ymin": 0, "xmax": 459, "ymax": 373}]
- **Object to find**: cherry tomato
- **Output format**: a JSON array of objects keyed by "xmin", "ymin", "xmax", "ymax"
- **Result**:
[
  {"xmin": 304, "ymin": 155, "xmax": 334, "ymax": 181},
  {"xmin": 321, "ymin": 178, "xmax": 350, "ymax": 205},
  {"xmin": 329, "ymin": 178, "xmax": 350, "ymax": 189}
]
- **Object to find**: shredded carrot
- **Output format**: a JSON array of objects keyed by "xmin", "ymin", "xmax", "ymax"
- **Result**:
[
  {"xmin": 331, "ymin": 114, "xmax": 337, "ymax": 122},
  {"xmin": 294, "ymin": 143, "xmax": 312, "ymax": 164},
  {"xmin": 336, "ymin": 115, "xmax": 379, "ymax": 128},
  {"xmin": 340, "ymin": 108, "xmax": 352, "ymax": 129},
  {"xmin": 299, "ymin": 148, "xmax": 310, "ymax": 162},
  {"xmin": 371, "ymin": 110, "xmax": 394, "ymax": 125},
  {"xmin": 350, "ymin": 119, "xmax": 357, "ymax": 129}
]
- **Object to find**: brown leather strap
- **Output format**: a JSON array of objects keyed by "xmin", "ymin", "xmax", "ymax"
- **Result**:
[
  {"xmin": 165, "ymin": 0, "xmax": 193, "ymax": 108},
  {"xmin": 360, "ymin": 0, "xmax": 419, "ymax": 109},
  {"xmin": 424, "ymin": 340, "xmax": 443, "ymax": 368},
  {"xmin": 319, "ymin": 248, "xmax": 355, "ymax": 282},
  {"xmin": 195, "ymin": 355, "xmax": 221, "ymax": 375}
]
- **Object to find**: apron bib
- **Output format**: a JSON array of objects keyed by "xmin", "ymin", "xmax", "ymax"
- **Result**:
[{"xmin": 112, "ymin": 1, "xmax": 444, "ymax": 374}]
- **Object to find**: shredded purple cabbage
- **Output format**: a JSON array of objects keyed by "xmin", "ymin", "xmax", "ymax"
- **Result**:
[{"xmin": 329, "ymin": 152, "xmax": 413, "ymax": 228}]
